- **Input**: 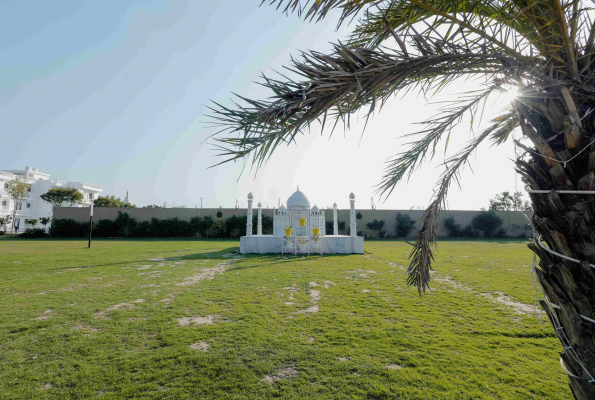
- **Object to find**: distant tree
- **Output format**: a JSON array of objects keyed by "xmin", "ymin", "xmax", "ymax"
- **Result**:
[
  {"xmin": 94, "ymin": 195, "xmax": 135, "ymax": 208},
  {"xmin": 489, "ymin": 191, "xmax": 532, "ymax": 211},
  {"xmin": 6, "ymin": 176, "xmax": 31, "ymax": 233},
  {"xmin": 25, "ymin": 219, "xmax": 38, "ymax": 229},
  {"xmin": 142, "ymin": 204, "xmax": 164, "ymax": 209},
  {"xmin": 40, "ymin": 187, "xmax": 83, "ymax": 207},
  {"xmin": 39, "ymin": 217, "xmax": 51, "ymax": 232},
  {"xmin": 0, "ymin": 215, "xmax": 12, "ymax": 234}
]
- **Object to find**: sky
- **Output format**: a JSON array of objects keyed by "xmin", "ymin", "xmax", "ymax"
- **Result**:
[{"xmin": 0, "ymin": 0, "xmax": 525, "ymax": 210}]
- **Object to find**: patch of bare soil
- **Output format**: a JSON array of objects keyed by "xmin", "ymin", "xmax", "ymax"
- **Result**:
[
  {"xmin": 32, "ymin": 309, "xmax": 53, "ymax": 321},
  {"xmin": 387, "ymin": 364, "xmax": 404, "ymax": 370},
  {"xmin": 176, "ymin": 261, "xmax": 231, "ymax": 286},
  {"xmin": 261, "ymin": 366, "xmax": 299, "ymax": 386},
  {"xmin": 189, "ymin": 341, "xmax": 210, "ymax": 352},
  {"xmin": 94, "ymin": 299, "xmax": 144, "ymax": 319},
  {"xmin": 137, "ymin": 265, "xmax": 152, "ymax": 270},
  {"xmin": 362, "ymin": 289, "xmax": 371, "ymax": 293},
  {"xmin": 338, "ymin": 357, "xmax": 349, "ymax": 362},
  {"xmin": 481, "ymin": 292, "xmax": 534, "ymax": 314},
  {"xmin": 306, "ymin": 337, "xmax": 315, "ymax": 343},
  {"xmin": 40, "ymin": 383, "xmax": 53, "ymax": 390},
  {"xmin": 310, "ymin": 290, "xmax": 320, "ymax": 302},
  {"xmin": 322, "ymin": 280, "xmax": 336, "ymax": 288},
  {"xmin": 433, "ymin": 275, "xmax": 472, "ymax": 292},
  {"xmin": 308, "ymin": 281, "xmax": 319, "ymax": 287},
  {"xmin": 175, "ymin": 315, "xmax": 223, "ymax": 326},
  {"xmin": 298, "ymin": 305, "xmax": 319, "ymax": 314}
]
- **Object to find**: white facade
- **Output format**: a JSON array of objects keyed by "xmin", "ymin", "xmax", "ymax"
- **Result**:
[
  {"xmin": 272, "ymin": 189, "xmax": 326, "ymax": 237},
  {"xmin": 240, "ymin": 189, "xmax": 363, "ymax": 254},
  {"xmin": 0, "ymin": 166, "xmax": 103, "ymax": 231}
]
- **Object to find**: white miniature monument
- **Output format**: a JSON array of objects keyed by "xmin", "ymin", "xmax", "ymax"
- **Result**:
[{"xmin": 240, "ymin": 188, "xmax": 364, "ymax": 254}]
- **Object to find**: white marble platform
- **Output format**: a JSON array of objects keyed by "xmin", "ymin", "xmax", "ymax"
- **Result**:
[{"xmin": 240, "ymin": 235, "xmax": 364, "ymax": 254}]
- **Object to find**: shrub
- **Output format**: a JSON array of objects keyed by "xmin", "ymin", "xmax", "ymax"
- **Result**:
[
  {"xmin": 49, "ymin": 212, "xmax": 274, "ymax": 239},
  {"xmin": 21, "ymin": 228, "xmax": 47, "ymax": 238},
  {"xmin": 471, "ymin": 211, "xmax": 503, "ymax": 238},
  {"xmin": 444, "ymin": 217, "xmax": 463, "ymax": 237},
  {"xmin": 462, "ymin": 225, "xmax": 480, "ymax": 238},
  {"xmin": 396, "ymin": 213, "xmax": 416, "ymax": 237},
  {"xmin": 0, "ymin": 231, "xmax": 5, "ymax": 236},
  {"xmin": 366, "ymin": 219, "xmax": 386, "ymax": 238},
  {"xmin": 50, "ymin": 219, "xmax": 88, "ymax": 237}
]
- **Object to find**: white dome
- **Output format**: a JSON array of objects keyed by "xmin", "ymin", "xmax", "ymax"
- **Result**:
[
  {"xmin": 279, "ymin": 204, "xmax": 286, "ymax": 211},
  {"xmin": 287, "ymin": 190, "xmax": 310, "ymax": 208},
  {"xmin": 311, "ymin": 204, "xmax": 319, "ymax": 212}
]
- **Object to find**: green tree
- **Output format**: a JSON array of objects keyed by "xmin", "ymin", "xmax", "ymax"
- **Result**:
[
  {"xmin": 6, "ymin": 176, "xmax": 31, "ymax": 234},
  {"xmin": 142, "ymin": 204, "xmax": 164, "ymax": 209},
  {"xmin": 0, "ymin": 215, "xmax": 12, "ymax": 234},
  {"xmin": 490, "ymin": 191, "xmax": 532, "ymax": 211},
  {"xmin": 39, "ymin": 217, "xmax": 51, "ymax": 232},
  {"xmin": 93, "ymin": 195, "xmax": 135, "ymax": 208},
  {"xmin": 40, "ymin": 187, "xmax": 83, "ymax": 207},
  {"xmin": 209, "ymin": 1, "xmax": 595, "ymax": 395},
  {"xmin": 25, "ymin": 219, "xmax": 38, "ymax": 229}
]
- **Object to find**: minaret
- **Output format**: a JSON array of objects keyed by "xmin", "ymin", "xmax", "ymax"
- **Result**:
[
  {"xmin": 246, "ymin": 192, "xmax": 253, "ymax": 237},
  {"xmin": 124, "ymin": 191, "xmax": 131, "ymax": 204},
  {"xmin": 349, "ymin": 193, "xmax": 356, "ymax": 237},
  {"xmin": 333, "ymin": 202, "xmax": 338, "ymax": 235},
  {"xmin": 257, "ymin": 202, "xmax": 262, "ymax": 236}
]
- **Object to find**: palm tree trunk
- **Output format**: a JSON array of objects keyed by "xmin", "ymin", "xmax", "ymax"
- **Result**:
[{"xmin": 518, "ymin": 105, "xmax": 595, "ymax": 398}]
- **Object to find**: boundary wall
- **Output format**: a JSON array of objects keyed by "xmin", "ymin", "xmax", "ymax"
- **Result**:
[{"xmin": 52, "ymin": 207, "xmax": 533, "ymax": 238}]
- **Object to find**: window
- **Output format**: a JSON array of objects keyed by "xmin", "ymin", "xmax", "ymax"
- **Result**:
[
  {"xmin": 26, "ymin": 203, "xmax": 31, "ymax": 209},
  {"xmin": 28, "ymin": 187, "xmax": 31, "ymax": 192},
  {"xmin": 2, "ymin": 200, "xmax": 6, "ymax": 206},
  {"xmin": 89, "ymin": 193, "xmax": 94, "ymax": 200}
]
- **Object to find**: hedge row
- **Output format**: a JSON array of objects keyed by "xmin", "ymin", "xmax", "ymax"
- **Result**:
[{"xmin": 49, "ymin": 212, "xmax": 273, "ymax": 238}]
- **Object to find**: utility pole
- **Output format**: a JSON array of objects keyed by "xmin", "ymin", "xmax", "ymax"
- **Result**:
[{"xmin": 88, "ymin": 202, "xmax": 93, "ymax": 248}]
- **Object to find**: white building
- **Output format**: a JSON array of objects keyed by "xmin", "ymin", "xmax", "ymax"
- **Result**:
[
  {"xmin": 241, "ymin": 188, "xmax": 364, "ymax": 254},
  {"xmin": 0, "ymin": 166, "xmax": 102, "ymax": 231},
  {"xmin": 273, "ymin": 189, "xmax": 326, "ymax": 236}
]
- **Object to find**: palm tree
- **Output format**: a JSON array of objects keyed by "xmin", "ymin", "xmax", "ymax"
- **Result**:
[{"xmin": 208, "ymin": 1, "xmax": 595, "ymax": 397}]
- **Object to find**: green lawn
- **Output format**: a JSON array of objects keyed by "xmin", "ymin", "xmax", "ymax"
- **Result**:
[{"xmin": 0, "ymin": 238, "xmax": 569, "ymax": 399}]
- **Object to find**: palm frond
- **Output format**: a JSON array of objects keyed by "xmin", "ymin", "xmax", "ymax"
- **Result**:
[
  {"xmin": 406, "ymin": 111, "xmax": 518, "ymax": 294},
  {"xmin": 207, "ymin": 44, "xmax": 526, "ymax": 171}
]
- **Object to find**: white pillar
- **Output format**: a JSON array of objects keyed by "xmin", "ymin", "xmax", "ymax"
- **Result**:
[
  {"xmin": 246, "ymin": 192, "xmax": 253, "ymax": 237},
  {"xmin": 333, "ymin": 202, "xmax": 338, "ymax": 235},
  {"xmin": 257, "ymin": 202, "xmax": 262, "ymax": 235},
  {"xmin": 349, "ymin": 193, "xmax": 356, "ymax": 237}
]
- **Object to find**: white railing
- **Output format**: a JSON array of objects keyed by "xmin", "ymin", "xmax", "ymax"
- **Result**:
[{"xmin": 0, "ymin": 171, "xmax": 14, "ymax": 178}]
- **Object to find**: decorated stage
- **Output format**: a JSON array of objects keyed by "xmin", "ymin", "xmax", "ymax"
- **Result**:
[{"xmin": 240, "ymin": 235, "xmax": 364, "ymax": 254}]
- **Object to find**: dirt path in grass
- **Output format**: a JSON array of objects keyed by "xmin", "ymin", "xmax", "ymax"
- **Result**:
[
  {"xmin": 367, "ymin": 253, "xmax": 535, "ymax": 316},
  {"xmin": 175, "ymin": 260, "xmax": 233, "ymax": 286}
]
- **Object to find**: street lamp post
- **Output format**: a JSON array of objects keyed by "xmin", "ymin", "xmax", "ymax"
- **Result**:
[{"xmin": 88, "ymin": 202, "xmax": 93, "ymax": 248}]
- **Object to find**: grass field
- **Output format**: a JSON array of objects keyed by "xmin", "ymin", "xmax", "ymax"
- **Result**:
[{"xmin": 0, "ymin": 238, "xmax": 569, "ymax": 399}]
